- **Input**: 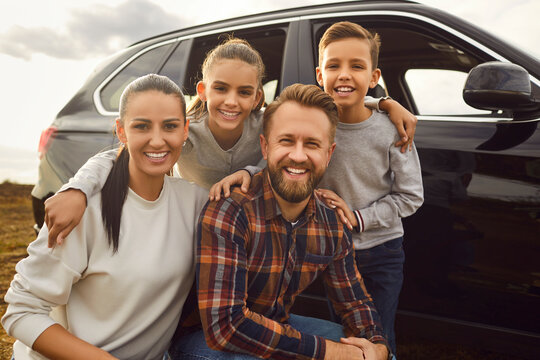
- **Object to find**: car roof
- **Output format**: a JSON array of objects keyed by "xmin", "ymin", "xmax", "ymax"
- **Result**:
[{"xmin": 129, "ymin": 0, "xmax": 539, "ymax": 79}]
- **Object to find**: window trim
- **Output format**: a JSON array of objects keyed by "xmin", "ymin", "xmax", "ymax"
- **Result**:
[
  {"xmin": 93, "ymin": 18, "xmax": 297, "ymax": 116},
  {"xmin": 301, "ymin": 10, "xmax": 539, "ymax": 88}
]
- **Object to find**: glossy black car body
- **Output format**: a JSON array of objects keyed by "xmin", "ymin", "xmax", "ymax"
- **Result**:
[{"xmin": 32, "ymin": 1, "xmax": 540, "ymax": 357}]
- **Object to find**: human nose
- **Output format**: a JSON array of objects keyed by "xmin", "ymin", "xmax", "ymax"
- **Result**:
[
  {"xmin": 338, "ymin": 67, "xmax": 351, "ymax": 80},
  {"xmin": 224, "ymin": 91, "xmax": 238, "ymax": 107},
  {"xmin": 149, "ymin": 128, "xmax": 166, "ymax": 147},
  {"xmin": 288, "ymin": 142, "xmax": 308, "ymax": 163}
]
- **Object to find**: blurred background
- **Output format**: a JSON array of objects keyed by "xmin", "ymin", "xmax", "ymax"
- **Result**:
[{"xmin": 0, "ymin": 0, "xmax": 539, "ymax": 184}]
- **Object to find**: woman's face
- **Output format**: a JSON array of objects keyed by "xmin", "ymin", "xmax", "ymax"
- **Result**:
[{"xmin": 117, "ymin": 90, "xmax": 188, "ymax": 183}]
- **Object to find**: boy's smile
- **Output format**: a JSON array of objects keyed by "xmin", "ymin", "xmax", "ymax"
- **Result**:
[{"xmin": 316, "ymin": 37, "xmax": 380, "ymax": 121}]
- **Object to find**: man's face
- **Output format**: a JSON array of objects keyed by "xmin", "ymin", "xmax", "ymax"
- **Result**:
[{"xmin": 260, "ymin": 101, "xmax": 335, "ymax": 203}]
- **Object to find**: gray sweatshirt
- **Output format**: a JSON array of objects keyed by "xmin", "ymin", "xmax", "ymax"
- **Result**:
[{"xmin": 318, "ymin": 111, "xmax": 424, "ymax": 250}]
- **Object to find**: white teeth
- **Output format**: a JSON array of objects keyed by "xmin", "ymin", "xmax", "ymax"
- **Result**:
[
  {"xmin": 336, "ymin": 87, "xmax": 353, "ymax": 92},
  {"xmin": 219, "ymin": 110, "xmax": 240, "ymax": 117},
  {"xmin": 145, "ymin": 152, "xmax": 167, "ymax": 159},
  {"xmin": 286, "ymin": 167, "xmax": 306, "ymax": 174}
]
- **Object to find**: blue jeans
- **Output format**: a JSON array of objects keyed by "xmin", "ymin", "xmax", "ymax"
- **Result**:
[
  {"xmin": 168, "ymin": 314, "xmax": 344, "ymax": 359},
  {"xmin": 355, "ymin": 237, "xmax": 404, "ymax": 355}
]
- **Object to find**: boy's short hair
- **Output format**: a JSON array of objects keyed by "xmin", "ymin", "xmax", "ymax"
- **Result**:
[
  {"xmin": 318, "ymin": 21, "xmax": 381, "ymax": 70},
  {"xmin": 263, "ymin": 83, "xmax": 338, "ymax": 142}
]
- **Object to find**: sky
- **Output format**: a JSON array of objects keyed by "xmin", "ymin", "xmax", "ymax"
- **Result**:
[{"xmin": 0, "ymin": 0, "xmax": 539, "ymax": 184}]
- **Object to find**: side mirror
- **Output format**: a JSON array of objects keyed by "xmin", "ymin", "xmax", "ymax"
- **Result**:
[{"xmin": 463, "ymin": 61, "xmax": 539, "ymax": 112}]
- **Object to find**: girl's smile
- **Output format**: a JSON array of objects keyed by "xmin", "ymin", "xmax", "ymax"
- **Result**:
[{"xmin": 197, "ymin": 58, "xmax": 262, "ymax": 150}]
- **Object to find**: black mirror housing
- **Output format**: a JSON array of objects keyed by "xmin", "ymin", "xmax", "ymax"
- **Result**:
[{"xmin": 463, "ymin": 61, "xmax": 536, "ymax": 111}]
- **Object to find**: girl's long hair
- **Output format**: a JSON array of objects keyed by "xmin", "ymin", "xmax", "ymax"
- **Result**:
[
  {"xmin": 101, "ymin": 74, "xmax": 186, "ymax": 253},
  {"xmin": 187, "ymin": 37, "xmax": 266, "ymax": 119}
]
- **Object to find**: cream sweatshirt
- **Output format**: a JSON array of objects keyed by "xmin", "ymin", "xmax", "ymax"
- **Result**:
[{"xmin": 2, "ymin": 176, "xmax": 208, "ymax": 360}]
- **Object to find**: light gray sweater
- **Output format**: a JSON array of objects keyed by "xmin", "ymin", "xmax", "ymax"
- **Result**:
[{"xmin": 318, "ymin": 111, "xmax": 424, "ymax": 250}]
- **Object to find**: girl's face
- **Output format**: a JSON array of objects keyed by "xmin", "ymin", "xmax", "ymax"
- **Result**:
[
  {"xmin": 197, "ymin": 59, "xmax": 262, "ymax": 136},
  {"xmin": 116, "ymin": 90, "xmax": 188, "ymax": 184}
]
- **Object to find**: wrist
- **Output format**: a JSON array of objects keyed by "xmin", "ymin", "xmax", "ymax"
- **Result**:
[{"xmin": 378, "ymin": 96, "xmax": 393, "ymax": 112}]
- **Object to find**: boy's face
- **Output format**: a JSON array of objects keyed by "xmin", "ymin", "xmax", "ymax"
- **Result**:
[{"xmin": 316, "ymin": 37, "xmax": 381, "ymax": 110}]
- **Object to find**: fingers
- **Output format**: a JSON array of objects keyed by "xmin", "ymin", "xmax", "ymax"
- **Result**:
[
  {"xmin": 223, "ymin": 183, "xmax": 231, "ymax": 198},
  {"xmin": 48, "ymin": 225, "xmax": 59, "ymax": 248},
  {"xmin": 240, "ymin": 172, "xmax": 251, "ymax": 193},
  {"xmin": 57, "ymin": 225, "xmax": 74, "ymax": 246},
  {"xmin": 337, "ymin": 208, "xmax": 353, "ymax": 231}
]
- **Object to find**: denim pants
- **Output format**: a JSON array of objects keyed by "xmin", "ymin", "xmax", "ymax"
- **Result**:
[
  {"xmin": 168, "ymin": 314, "xmax": 344, "ymax": 359},
  {"xmin": 355, "ymin": 236, "xmax": 405, "ymax": 355}
]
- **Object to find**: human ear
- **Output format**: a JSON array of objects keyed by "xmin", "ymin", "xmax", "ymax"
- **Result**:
[
  {"xmin": 115, "ymin": 119, "xmax": 127, "ymax": 144},
  {"xmin": 254, "ymin": 88, "xmax": 264, "ymax": 110},
  {"xmin": 326, "ymin": 142, "xmax": 336, "ymax": 166},
  {"xmin": 183, "ymin": 118, "xmax": 190, "ymax": 142},
  {"xmin": 369, "ymin": 68, "xmax": 382, "ymax": 88},
  {"xmin": 196, "ymin": 81, "xmax": 207, "ymax": 101},
  {"xmin": 316, "ymin": 67, "xmax": 324, "ymax": 87},
  {"xmin": 259, "ymin": 134, "xmax": 269, "ymax": 160}
]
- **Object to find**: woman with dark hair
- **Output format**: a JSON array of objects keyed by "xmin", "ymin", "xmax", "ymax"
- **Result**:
[{"xmin": 2, "ymin": 74, "xmax": 207, "ymax": 360}]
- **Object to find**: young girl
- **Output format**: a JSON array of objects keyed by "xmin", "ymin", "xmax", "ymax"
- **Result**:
[
  {"xmin": 1, "ymin": 74, "xmax": 208, "ymax": 360},
  {"xmin": 43, "ymin": 37, "xmax": 416, "ymax": 245}
]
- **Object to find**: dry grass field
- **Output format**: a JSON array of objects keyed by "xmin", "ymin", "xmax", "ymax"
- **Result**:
[{"xmin": 0, "ymin": 181, "xmax": 523, "ymax": 359}]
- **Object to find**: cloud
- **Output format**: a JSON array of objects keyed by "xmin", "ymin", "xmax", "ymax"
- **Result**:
[{"xmin": 0, "ymin": 0, "xmax": 190, "ymax": 61}]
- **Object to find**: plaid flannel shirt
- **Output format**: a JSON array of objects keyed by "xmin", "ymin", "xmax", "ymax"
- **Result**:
[{"xmin": 197, "ymin": 169, "xmax": 387, "ymax": 359}]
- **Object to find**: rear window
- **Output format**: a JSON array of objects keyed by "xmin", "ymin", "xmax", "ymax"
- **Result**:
[{"xmin": 99, "ymin": 42, "xmax": 174, "ymax": 112}]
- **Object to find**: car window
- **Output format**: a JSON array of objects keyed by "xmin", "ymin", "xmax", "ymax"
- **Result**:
[
  {"xmin": 99, "ymin": 42, "xmax": 174, "ymax": 112},
  {"xmin": 183, "ymin": 26, "xmax": 287, "ymax": 104},
  {"xmin": 405, "ymin": 69, "xmax": 489, "ymax": 115},
  {"xmin": 311, "ymin": 18, "xmax": 500, "ymax": 118}
]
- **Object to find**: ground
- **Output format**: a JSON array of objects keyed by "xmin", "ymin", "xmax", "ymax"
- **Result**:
[{"xmin": 0, "ymin": 181, "xmax": 524, "ymax": 359}]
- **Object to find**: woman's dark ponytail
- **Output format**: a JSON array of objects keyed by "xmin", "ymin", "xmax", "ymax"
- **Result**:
[
  {"xmin": 100, "ymin": 74, "xmax": 185, "ymax": 253},
  {"xmin": 101, "ymin": 147, "xmax": 130, "ymax": 253}
]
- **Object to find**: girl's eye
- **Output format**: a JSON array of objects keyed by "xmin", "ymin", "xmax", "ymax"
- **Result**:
[
  {"xmin": 240, "ymin": 90, "xmax": 253, "ymax": 96},
  {"xmin": 214, "ymin": 86, "xmax": 226, "ymax": 92}
]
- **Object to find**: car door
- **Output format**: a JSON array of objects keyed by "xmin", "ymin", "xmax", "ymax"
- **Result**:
[{"xmin": 290, "ymin": 8, "xmax": 540, "ymax": 357}]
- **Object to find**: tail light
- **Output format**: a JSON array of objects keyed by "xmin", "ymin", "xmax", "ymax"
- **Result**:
[{"xmin": 38, "ymin": 126, "xmax": 57, "ymax": 159}]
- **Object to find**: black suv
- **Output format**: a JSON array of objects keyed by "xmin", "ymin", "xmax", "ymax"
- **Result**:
[{"xmin": 32, "ymin": 1, "xmax": 540, "ymax": 358}]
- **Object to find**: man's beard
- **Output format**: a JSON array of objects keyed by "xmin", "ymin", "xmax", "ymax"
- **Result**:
[{"xmin": 267, "ymin": 160, "xmax": 325, "ymax": 203}]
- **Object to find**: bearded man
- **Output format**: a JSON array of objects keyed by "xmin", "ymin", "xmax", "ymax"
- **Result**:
[{"xmin": 170, "ymin": 84, "xmax": 390, "ymax": 360}]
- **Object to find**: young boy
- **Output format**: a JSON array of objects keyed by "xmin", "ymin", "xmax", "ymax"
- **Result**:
[{"xmin": 314, "ymin": 21, "xmax": 424, "ymax": 355}]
